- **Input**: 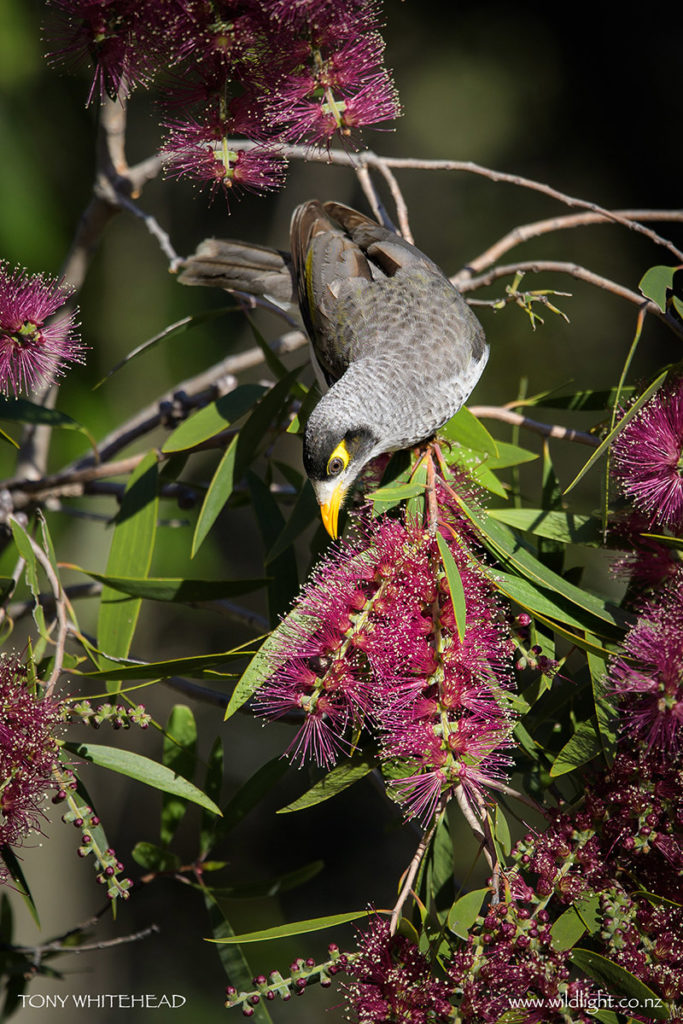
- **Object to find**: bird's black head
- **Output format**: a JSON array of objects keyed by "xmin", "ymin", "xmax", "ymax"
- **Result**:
[
  {"xmin": 303, "ymin": 424, "xmax": 378, "ymax": 538},
  {"xmin": 303, "ymin": 424, "xmax": 377, "ymax": 483}
]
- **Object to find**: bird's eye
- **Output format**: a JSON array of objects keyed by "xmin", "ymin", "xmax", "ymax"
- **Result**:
[{"xmin": 327, "ymin": 456, "xmax": 344, "ymax": 476}]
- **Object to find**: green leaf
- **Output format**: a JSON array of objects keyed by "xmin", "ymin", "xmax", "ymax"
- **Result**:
[
  {"xmin": 457, "ymin": 499, "xmax": 626, "ymax": 632},
  {"xmin": 79, "ymin": 571, "xmax": 267, "ymax": 603},
  {"xmin": 0, "ymin": 577, "xmax": 15, "ymax": 603},
  {"xmin": 517, "ymin": 387, "xmax": 636, "ymax": 411},
  {"xmin": 161, "ymin": 705, "xmax": 197, "ymax": 845},
  {"xmin": 76, "ymin": 647, "xmax": 250, "ymax": 681},
  {"xmin": 198, "ymin": 861, "xmax": 324, "ymax": 900},
  {"xmin": 265, "ymin": 479, "xmax": 319, "ymax": 563},
  {"xmin": 367, "ymin": 482, "xmax": 427, "ymax": 504},
  {"xmin": 551, "ymin": 905, "xmax": 588, "ymax": 951},
  {"xmin": 97, "ymin": 451, "xmax": 159, "ymax": 686},
  {"xmin": 483, "ymin": 441, "xmax": 538, "ymax": 469},
  {"xmin": 217, "ymin": 757, "xmax": 289, "ymax": 836},
  {"xmin": 191, "ymin": 370, "xmax": 300, "ymax": 556},
  {"xmin": 488, "ymin": 508, "xmax": 601, "ymax": 545},
  {"xmin": 0, "ymin": 396, "xmax": 84, "ymax": 431},
  {"xmin": 200, "ymin": 737, "xmax": 224, "ymax": 857},
  {"xmin": 225, "ymin": 600, "xmax": 315, "ymax": 719},
  {"xmin": 9, "ymin": 519, "xmax": 47, "ymax": 640},
  {"xmin": 570, "ymin": 948, "xmax": 670, "ymax": 1019},
  {"xmin": 0, "ymin": 846, "xmax": 39, "ymax": 926},
  {"xmin": 550, "ymin": 719, "xmax": 602, "ymax": 777},
  {"xmin": 447, "ymin": 888, "xmax": 488, "ymax": 940},
  {"xmin": 203, "ymin": 893, "xmax": 275, "ymax": 1024},
  {"xmin": 209, "ymin": 910, "xmax": 373, "ymax": 944},
  {"xmin": 551, "ymin": 894, "xmax": 601, "ymax": 951},
  {"xmin": 436, "ymin": 533, "xmax": 466, "ymax": 641},
  {"xmin": 638, "ymin": 265, "xmax": 676, "ymax": 312},
  {"xmin": 494, "ymin": 804, "xmax": 511, "ymax": 857},
  {"xmin": 426, "ymin": 814, "xmax": 454, "ymax": 917},
  {"xmin": 161, "ymin": 384, "xmax": 266, "ymax": 453},
  {"xmin": 65, "ymin": 743, "xmax": 222, "ymax": 815},
  {"xmin": 563, "ymin": 371, "xmax": 667, "ymax": 495},
  {"xmin": 490, "ymin": 570, "xmax": 607, "ymax": 633},
  {"xmin": 96, "ymin": 307, "xmax": 239, "ymax": 388},
  {"xmin": 191, "ymin": 434, "xmax": 238, "ymax": 557},
  {"xmin": 278, "ymin": 752, "xmax": 376, "ymax": 813},
  {"xmin": 247, "ymin": 471, "xmax": 299, "ymax": 624},
  {"xmin": 588, "ymin": 646, "xmax": 618, "ymax": 767},
  {"xmin": 131, "ymin": 842, "xmax": 182, "ymax": 873},
  {"xmin": 440, "ymin": 406, "xmax": 499, "ymax": 456}
]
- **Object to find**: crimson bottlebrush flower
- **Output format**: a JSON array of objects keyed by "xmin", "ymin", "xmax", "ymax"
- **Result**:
[
  {"xmin": 606, "ymin": 570, "xmax": 683, "ymax": 753},
  {"xmin": 45, "ymin": 0, "xmax": 183, "ymax": 102},
  {"xmin": 162, "ymin": 111, "xmax": 287, "ymax": 200},
  {"xmin": 610, "ymin": 511, "xmax": 681, "ymax": 591},
  {"xmin": 0, "ymin": 263, "xmax": 84, "ymax": 397},
  {"xmin": 0, "ymin": 656, "xmax": 63, "ymax": 884},
  {"xmin": 343, "ymin": 917, "xmax": 454, "ymax": 1024},
  {"xmin": 254, "ymin": 493, "xmax": 516, "ymax": 821},
  {"xmin": 611, "ymin": 380, "xmax": 683, "ymax": 535}
]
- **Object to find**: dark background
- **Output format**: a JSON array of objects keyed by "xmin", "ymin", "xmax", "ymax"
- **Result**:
[{"xmin": 1, "ymin": 1, "xmax": 681, "ymax": 1020}]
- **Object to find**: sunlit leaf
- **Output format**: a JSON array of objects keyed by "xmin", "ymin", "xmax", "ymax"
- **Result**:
[
  {"xmin": 65, "ymin": 743, "xmax": 222, "ymax": 815},
  {"xmin": 563, "ymin": 371, "xmax": 667, "ymax": 496},
  {"xmin": 209, "ymin": 910, "xmax": 373, "ymax": 943},
  {"xmin": 638, "ymin": 265, "xmax": 676, "ymax": 312}
]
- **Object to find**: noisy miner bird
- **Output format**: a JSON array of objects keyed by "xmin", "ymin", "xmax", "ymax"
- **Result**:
[{"xmin": 179, "ymin": 200, "xmax": 489, "ymax": 539}]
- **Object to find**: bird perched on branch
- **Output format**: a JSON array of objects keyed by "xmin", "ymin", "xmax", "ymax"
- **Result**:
[{"xmin": 179, "ymin": 200, "xmax": 488, "ymax": 539}]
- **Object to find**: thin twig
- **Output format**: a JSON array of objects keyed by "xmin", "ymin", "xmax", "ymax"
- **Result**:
[
  {"xmin": 6, "ymin": 582, "xmax": 102, "ymax": 623},
  {"xmin": 227, "ymin": 142, "xmax": 683, "ymax": 262},
  {"xmin": 355, "ymin": 164, "xmax": 384, "ymax": 225},
  {"xmin": 70, "ymin": 330, "xmax": 306, "ymax": 471},
  {"xmin": 12, "ymin": 923, "xmax": 160, "ymax": 958},
  {"xmin": 467, "ymin": 406, "xmax": 600, "ymax": 447},
  {"xmin": 9, "ymin": 520, "xmax": 69, "ymax": 697},
  {"xmin": 374, "ymin": 162, "xmax": 415, "ymax": 243},
  {"xmin": 454, "ymin": 784, "xmax": 493, "ymax": 872},
  {"xmin": 389, "ymin": 808, "xmax": 441, "ymax": 934},
  {"xmin": 458, "ymin": 259, "xmax": 683, "ymax": 334},
  {"xmin": 454, "ymin": 209, "xmax": 683, "ymax": 283}
]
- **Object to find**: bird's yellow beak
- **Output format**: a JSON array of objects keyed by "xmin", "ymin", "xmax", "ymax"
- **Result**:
[{"xmin": 320, "ymin": 482, "xmax": 346, "ymax": 540}]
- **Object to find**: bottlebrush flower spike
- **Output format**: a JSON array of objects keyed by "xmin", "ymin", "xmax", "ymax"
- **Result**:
[
  {"xmin": 0, "ymin": 263, "xmax": 84, "ymax": 396},
  {"xmin": 0, "ymin": 656, "xmax": 63, "ymax": 884},
  {"xmin": 606, "ymin": 569, "xmax": 683, "ymax": 753},
  {"xmin": 611, "ymin": 379, "xmax": 683, "ymax": 534},
  {"xmin": 254, "ymin": 499, "xmax": 516, "ymax": 821}
]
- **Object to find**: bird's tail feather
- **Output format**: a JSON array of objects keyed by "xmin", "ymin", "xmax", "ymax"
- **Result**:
[{"xmin": 178, "ymin": 238, "xmax": 296, "ymax": 306}]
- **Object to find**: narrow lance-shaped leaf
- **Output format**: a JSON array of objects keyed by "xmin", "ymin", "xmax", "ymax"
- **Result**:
[
  {"xmin": 160, "ymin": 705, "xmax": 197, "ymax": 846},
  {"xmin": 64, "ymin": 743, "xmax": 222, "ymax": 816},
  {"xmin": 97, "ymin": 451, "xmax": 159, "ymax": 689},
  {"xmin": 209, "ymin": 910, "xmax": 373, "ymax": 944},
  {"xmin": 247, "ymin": 471, "xmax": 299, "ymax": 625},
  {"xmin": 570, "ymin": 948, "xmax": 670, "ymax": 1019},
  {"xmin": 162, "ymin": 383, "xmax": 266, "ymax": 453},
  {"xmin": 95, "ymin": 306, "xmax": 240, "ymax": 387},
  {"xmin": 563, "ymin": 370, "xmax": 667, "ymax": 496},
  {"xmin": 436, "ymin": 532, "xmax": 467, "ymax": 642},
  {"xmin": 76, "ymin": 570, "xmax": 268, "ymax": 603},
  {"xmin": 278, "ymin": 751, "xmax": 376, "ymax": 814},
  {"xmin": 203, "ymin": 891, "xmax": 275, "ymax": 1024},
  {"xmin": 192, "ymin": 370, "xmax": 300, "ymax": 557}
]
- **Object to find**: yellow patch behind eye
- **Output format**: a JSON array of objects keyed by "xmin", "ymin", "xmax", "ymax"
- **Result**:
[{"xmin": 327, "ymin": 439, "xmax": 350, "ymax": 475}]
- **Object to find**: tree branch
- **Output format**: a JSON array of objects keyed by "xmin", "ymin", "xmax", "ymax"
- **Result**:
[{"xmin": 468, "ymin": 406, "xmax": 601, "ymax": 447}]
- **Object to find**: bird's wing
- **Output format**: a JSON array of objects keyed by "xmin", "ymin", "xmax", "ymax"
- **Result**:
[
  {"xmin": 323, "ymin": 201, "xmax": 443, "ymax": 278},
  {"xmin": 290, "ymin": 201, "xmax": 375, "ymax": 383},
  {"xmin": 178, "ymin": 238, "xmax": 296, "ymax": 308}
]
